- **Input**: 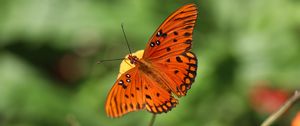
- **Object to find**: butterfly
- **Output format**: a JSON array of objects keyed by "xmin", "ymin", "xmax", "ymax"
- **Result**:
[{"xmin": 105, "ymin": 3, "xmax": 198, "ymax": 118}]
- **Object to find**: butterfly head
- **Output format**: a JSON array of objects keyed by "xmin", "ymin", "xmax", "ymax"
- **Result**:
[
  {"xmin": 117, "ymin": 50, "xmax": 144, "ymax": 78},
  {"xmin": 128, "ymin": 54, "xmax": 139, "ymax": 64}
]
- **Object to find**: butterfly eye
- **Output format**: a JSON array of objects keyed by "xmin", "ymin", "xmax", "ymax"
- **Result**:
[
  {"xmin": 126, "ymin": 79, "xmax": 131, "ymax": 83},
  {"xmin": 125, "ymin": 74, "xmax": 131, "ymax": 78}
]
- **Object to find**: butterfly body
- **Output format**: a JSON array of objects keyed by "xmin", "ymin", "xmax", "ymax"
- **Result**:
[
  {"xmin": 105, "ymin": 4, "xmax": 198, "ymax": 118},
  {"xmin": 125, "ymin": 54, "xmax": 172, "ymax": 94}
]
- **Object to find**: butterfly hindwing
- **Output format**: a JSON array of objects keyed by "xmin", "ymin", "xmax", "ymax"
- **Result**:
[
  {"xmin": 149, "ymin": 51, "xmax": 197, "ymax": 97},
  {"xmin": 142, "ymin": 73, "xmax": 178, "ymax": 114},
  {"xmin": 165, "ymin": 51, "xmax": 197, "ymax": 96},
  {"xmin": 143, "ymin": 4, "xmax": 198, "ymax": 60}
]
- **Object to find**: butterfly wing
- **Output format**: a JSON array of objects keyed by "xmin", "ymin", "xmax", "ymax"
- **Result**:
[
  {"xmin": 142, "ymin": 3, "xmax": 198, "ymax": 60},
  {"xmin": 142, "ymin": 4, "xmax": 198, "ymax": 96},
  {"xmin": 105, "ymin": 67, "xmax": 178, "ymax": 118},
  {"xmin": 154, "ymin": 51, "xmax": 197, "ymax": 96}
]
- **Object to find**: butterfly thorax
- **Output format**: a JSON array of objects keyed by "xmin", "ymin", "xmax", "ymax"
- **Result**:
[{"xmin": 128, "ymin": 54, "xmax": 172, "ymax": 92}]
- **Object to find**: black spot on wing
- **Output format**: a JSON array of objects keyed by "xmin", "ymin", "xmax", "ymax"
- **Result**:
[
  {"xmin": 184, "ymin": 32, "xmax": 191, "ymax": 37},
  {"xmin": 185, "ymin": 39, "xmax": 192, "ymax": 44},
  {"xmin": 184, "ymin": 25, "xmax": 193, "ymax": 29},
  {"xmin": 145, "ymin": 94, "xmax": 152, "ymax": 100},
  {"xmin": 173, "ymin": 31, "xmax": 178, "ymax": 35},
  {"xmin": 176, "ymin": 56, "xmax": 183, "ymax": 63},
  {"xmin": 166, "ymin": 47, "xmax": 171, "ymax": 52}
]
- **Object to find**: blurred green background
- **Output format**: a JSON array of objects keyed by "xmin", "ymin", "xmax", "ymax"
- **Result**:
[{"xmin": 0, "ymin": 0, "xmax": 299, "ymax": 126}]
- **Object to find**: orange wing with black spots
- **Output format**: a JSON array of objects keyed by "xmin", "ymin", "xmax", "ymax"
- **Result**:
[
  {"xmin": 142, "ymin": 3, "xmax": 198, "ymax": 96},
  {"xmin": 143, "ymin": 3, "xmax": 198, "ymax": 61},
  {"xmin": 154, "ymin": 51, "xmax": 197, "ymax": 96},
  {"xmin": 105, "ymin": 67, "xmax": 178, "ymax": 117}
]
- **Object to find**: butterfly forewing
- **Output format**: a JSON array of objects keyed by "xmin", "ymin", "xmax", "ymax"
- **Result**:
[{"xmin": 143, "ymin": 4, "xmax": 198, "ymax": 60}]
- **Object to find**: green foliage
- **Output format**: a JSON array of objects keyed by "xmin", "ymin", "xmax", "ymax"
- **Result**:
[{"xmin": 0, "ymin": 0, "xmax": 299, "ymax": 126}]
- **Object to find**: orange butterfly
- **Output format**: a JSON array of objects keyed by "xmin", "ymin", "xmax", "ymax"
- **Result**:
[{"xmin": 105, "ymin": 3, "xmax": 198, "ymax": 118}]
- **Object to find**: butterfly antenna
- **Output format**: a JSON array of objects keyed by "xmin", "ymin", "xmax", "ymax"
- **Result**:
[
  {"xmin": 97, "ymin": 58, "xmax": 125, "ymax": 64},
  {"xmin": 121, "ymin": 23, "xmax": 132, "ymax": 54}
]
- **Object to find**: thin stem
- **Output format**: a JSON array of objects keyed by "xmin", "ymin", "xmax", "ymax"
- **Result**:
[
  {"xmin": 261, "ymin": 90, "xmax": 300, "ymax": 126},
  {"xmin": 148, "ymin": 114, "xmax": 156, "ymax": 126}
]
